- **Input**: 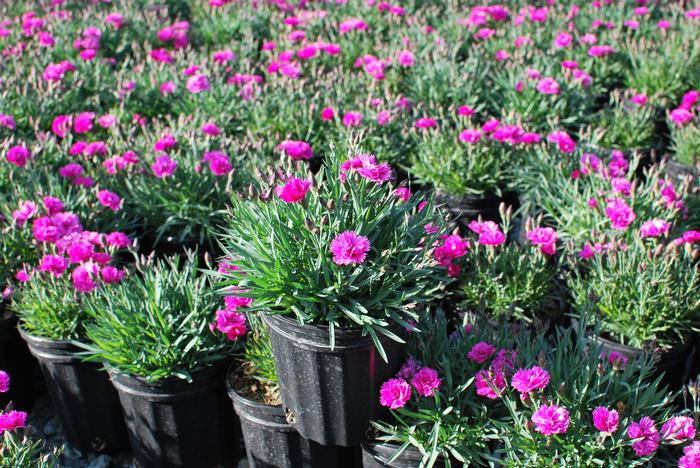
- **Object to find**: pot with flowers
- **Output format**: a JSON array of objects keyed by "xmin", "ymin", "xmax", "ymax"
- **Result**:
[
  {"xmin": 364, "ymin": 312, "xmax": 517, "ymax": 468},
  {"xmin": 217, "ymin": 148, "xmax": 447, "ymax": 446},
  {"xmin": 12, "ymin": 201, "xmax": 129, "ymax": 454},
  {"xmin": 226, "ymin": 316, "xmax": 359, "ymax": 467},
  {"xmin": 493, "ymin": 325, "xmax": 695, "ymax": 467},
  {"xmin": 456, "ymin": 208, "xmax": 564, "ymax": 329},
  {"xmin": 79, "ymin": 253, "xmax": 240, "ymax": 468},
  {"xmin": 667, "ymin": 89, "xmax": 700, "ymax": 179},
  {"xmin": 569, "ymin": 223, "xmax": 700, "ymax": 389},
  {"xmin": 409, "ymin": 117, "xmax": 537, "ymax": 227},
  {"xmin": 1, "ymin": 369, "xmax": 62, "ymax": 467}
]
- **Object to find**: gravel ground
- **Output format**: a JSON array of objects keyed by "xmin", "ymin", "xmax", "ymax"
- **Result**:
[{"xmin": 26, "ymin": 394, "xmax": 249, "ymax": 468}]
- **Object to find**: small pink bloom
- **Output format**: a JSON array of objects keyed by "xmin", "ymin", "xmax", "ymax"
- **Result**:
[
  {"xmin": 202, "ymin": 151, "xmax": 232, "ymax": 176},
  {"xmin": 592, "ymin": 407, "xmax": 619, "ymax": 433},
  {"xmin": 105, "ymin": 232, "xmax": 130, "ymax": 248},
  {"xmin": 527, "ymin": 227, "xmax": 557, "ymax": 255},
  {"xmin": 72, "ymin": 264, "xmax": 99, "ymax": 293},
  {"xmin": 276, "ymin": 177, "xmax": 311, "ymax": 203},
  {"xmin": 379, "ymin": 378, "xmax": 411, "ymax": 409},
  {"xmin": 411, "ymin": 367, "xmax": 441, "ymax": 397},
  {"xmin": 5, "ymin": 145, "xmax": 30, "ymax": 167},
  {"xmin": 278, "ymin": 140, "xmax": 313, "ymax": 160},
  {"xmin": 151, "ymin": 155, "xmax": 177, "ymax": 178},
  {"xmin": 330, "ymin": 230, "xmax": 371, "ymax": 265},
  {"xmin": 321, "ymin": 107, "xmax": 335, "ymax": 121},
  {"xmin": 342, "ymin": 111, "xmax": 362, "ymax": 128},
  {"xmin": 12, "ymin": 201, "xmax": 37, "ymax": 226},
  {"xmin": 467, "ymin": 342, "xmax": 496, "ymax": 363},
  {"xmin": 459, "ymin": 129, "xmax": 481, "ymax": 144},
  {"xmin": 661, "ymin": 416, "xmax": 695, "ymax": 441},
  {"xmin": 639, "ymin": 219, "xmax": 670, "ymax": 238},
  {"xmin": 511, "ymin": 366, "xmax": 550, "ymax": 395},
  {"xmin": 97, "ymin": 190, "xmax": 122, "ymax": 212},
  {"xmin": 532, "ymin": 405, "xmax": 569, "ymax": 436},
  {"xmin": 627, "ymin": 417, "xmax": 660, "ymax": 457},
  {"xmin": 475, "ymin": 368, "xmax": 506, "ymax": 399},
  {"xmin": 201, "ymin": 122, "xmax": 221, "ymax": 136},
  {"xmin": 101, "ymin": 266, "xmax": 125, "ymax": 284},
  {"xmin": 186, "ymin": 74, "xmax": 210, "ymax": 93},
  {"xmin": 605, "ymin": 199, "xmax": 636, "ymax": 230},
  {"xmin": 212, "ymin": 309, "xmax": 247, "ymax": 341},
  {"xmin": 39, "ymin": 255, "xmax": 69, "ymax": 277},
  {"xmin": 0, "ymin": 371, "xmax": 9, "ymax": 393},
  {"xmin": 0, "ymin": 410, "xmax": 27, "ymax": 434},
  {"xmin": 679, "ymin": 441, "xmax": 700, "ymax": 468}
]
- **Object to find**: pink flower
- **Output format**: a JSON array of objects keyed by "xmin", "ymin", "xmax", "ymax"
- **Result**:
[
  {"xmin": 554, "ymin": 32, "xmax": 572, "ymax": 48},
  {"xmin": 201, "ymin": 122, "xmax": 221, "ymax": 136},
  {"xmin": 415, "ymin": 118, "xmax": 437, "ymax": 129},
  {"xmin": 330, "ymin": 231, "xmax": 371, "ymax": 265},
  {"xmin": 679, "ymin": 441, "xmax": 700, "ymax": 468},
  {"xmin": 670, "ymin": 108, "xmax": 694, "ymax": 127},
  {"xmin": 73, "ymin": 112, "xmax": 95, "ymax": 133},
  {"xmin": 321, "ymin": 107, "xmax": 335, "ymax": 121},
  {"xmin": 0, "ymin": 410, "xmax": 27, "ymax": 434},
  {"xmin": 459, "ymin": 129, "xmax": 481, "ymax": 144},
  {"xmin": 213, "ymin": 49, "xmax": 235, "ymax": 65},
  {"xmin": 548, "ymin": 131, "xmax": 576, "ymax": 153},
  {"xmin": 211, "ymin": 309, "xmax": 247, "ymax": 341},
  {"xmin": 101, "ymin": 266, "xmax": 125, "ymax": 284},
  {"xmin": 411, "ymin": 367, "xmax": 441, "ymax": 397},
  {"xmin": 536, "ymin": 77, "xmax": 560, "ymax": 95},
  {"xmin": 396, "ymin": 357, "xmax": 421, "ymax": 380},
  {"xmin": 151, "ymin": 155, "xmax": 177, "ymax": 178},
  {"xmin": 398, "ymin": 50, "xmax": 414, "ymax": 67},
  {"xmin": 532, "ymin": 405, "xmax": 570, "ymax": 436},
  {"xmin": 12, "ymin": 201, "xmax": 37, "ymax": 226},
  {"xmin": 627, "ymin": 417, "xmax": 660, "ymax": 457},
  {"xmin": 154, "ymin": 134, "xmax": 177, "ymax": 152},
  {"xmin": 394, "ymin": 187, "xmax": 411, "ymax": 202},
  {"xmin": 39, "ymin": 255, "xmax": 69, "ymax": 277},
  {"xmin": 5, "ymin": 145, "xmax": 30, "ymax": 167},
  {"xmin": 202, "ymin": 151, "xmax": 232, "ymax": 176},
  {"xmin": 186, "ymin": 74, "xmax": 210, "ymax": 93},
  {"xmin": 588, "ymin": 45, "xmax": 615, "ymax": 57},
  {"xmin": 612, "ymin": 178, "xmax": 632, "ymax": 197},
  {"xmin": 277, "ymin": 140, "xmax": 314, "ymax": 160},
  {"xmin": 72, "ymin": 264, "xmax": 99, "ymax": 293},
  {"xmin": 224, "ymin": 295, "xmax": 252, "ymax": 310},
  {"xmin": 379, "ymin": 378, "xmax": 411, "ymax": 409},
  {"xmin": 0, "ymin": 114, "xmax": 16, "ymax": 130},
  {"xmin": 683, "ymin": 230, "xmax": 700, "ymax": 244},
  {"xmin": 276, "ymin": 177, "xmax": 311, "ymax": 203},
  {"xmin": 632, "ymin": 93, "xmax": 648, "ymax": 106},
  {"xmin": 0, "ymin": 371, "xmax": 9, "ymax": 393},
  {"xmin": 511, "ymin": 366, "xmax": 550, "ymax": 395},
  {"xmin": 592, "ymin": 407, "xmax": 619, "ymax": 433},
  {"xmin": 105, "ymin": 232, "xmax": 130, "ymax": 248},
  {"xmin": 342, "ymin": 111, "xmax": 362, "ymax": 127},
  {"xmin": 467, "ymin": 342, "xmax": 496, "ymax": 363},
  {"xmin": 457, "ymin": 105, "xmax": 475, "ymax": 117},
  {"xmin": 639, "ymin": 219, "xmax": 670, "ymax": 238},
  {"xmin": 341, "ymin": 154, "xmax": 393, "ymax": 183},
  {"xmin": 475, "ymin": 368, "xmax": 506, "ymax": 399},
  {"xmin": 160, "ymin": 81, "xmax": 176, "ymax": 95},
  {"xmin": 97, "ymin": 190, "xmax": 122, "ymax": 212},
  {"xmin": 661, "ymin": 416, "xmax": 695, "ymax": 441},
  {"xmin": 527, "ymin": 227, "xmax": 558, "ymax": 255},
  {"xmin": 605, "ymin": 199, "xmax": 636, "ymax": 230},
  {"xmin": 468, "ymin": 220, "xmax": 506, "ymax": 246}
]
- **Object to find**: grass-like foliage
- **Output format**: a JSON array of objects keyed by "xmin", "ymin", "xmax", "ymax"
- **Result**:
[
  {"xmin": 0, "ymin": 431, "xmax": 62, "ymax": 468},
  {"xmin": 80, "ymin": 253, "xmax": 237, "ymax": 381}
]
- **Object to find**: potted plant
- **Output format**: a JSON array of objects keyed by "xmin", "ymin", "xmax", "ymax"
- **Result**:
[
  {"xmin": 494, "ymin": 326, "xmax": 693, "ymax": 466},
  {"xmin": 456, "ymin": 210, "xmax": 564, "ymax": 328},
  {"xmin": 667, "ymin": 89, "xmax": 700, "ymax": 178},
  {"xmin": 1, "ymin": 370, "xmax": 62, "ymax": 467},
  {"xmin": 12, "ymin": 200, "xmax": 129, "ymax": 454},
  {"xmin": 364, "ymin": 312, "xmax": 516, "ymax": 468},
  {"xmin": 409, "ymin": 119, "xmax": 536, "ymax": 226},
  {"xmin": 80, "ymin": 253, "xmax": 241, "ymax": 468},
  {"xmin": 568, "ymin": 229, "xmax": 700, "ymax": 389},
  {"xmin": 226, "ymin": 318, "xmax": 359, "ymax": 467},
  {"xmin": 217, "ymin": 148, "xmax": 447, "ymax": 446}
]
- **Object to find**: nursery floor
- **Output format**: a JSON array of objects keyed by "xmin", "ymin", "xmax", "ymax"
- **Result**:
[{"xmin": 26, "ymin": 395, "xmax": 249, "ymax": 468}]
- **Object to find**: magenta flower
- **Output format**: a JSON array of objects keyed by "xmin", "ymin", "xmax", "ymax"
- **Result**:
[
  {"xmin": 211, "ymin": 309, "xmax": 247, "ymax": 341},
  {"xmin": 276, "ymin": 177, "xmax": 311, "ymax": 203},
  {"xmin": 151, "ymin": 155, "xmax": 178, "ymax": 178},
  {"xmin": 330, "ymin": 231, "xmax": 371, "ymax": 266},
  {"xmin": 396, "ymin": 357, "xmax": 421, "ymax": 380},
  {"xmin": 592, "ymin": 407, "xmax": 619, "ymax": 433},
  {"xmin": 101, "ymin": 266, "xmax": 125, "ymax": 284},
  {"xmin": 340, "ymin": 154, "xmax": 393, "ymax": 183},
  {"xmin": 415, "ymin": 117, "xmax": 437, "ymax": 129},
  {"xmin": 342, "ymin": 111, "xmax": 362, "ymax": 128},
  {"xmin": 0, "ymin": 371, "xmax": 9, "ymax": 393},
  {"xmin": 43, "ymin": 196, "xmax": 64, "ymax": 216},
  {"xmin": 468, "ymin": 220, "xmax": 506, "ymax": 246},
  {"xmin": 475, "ymin": 368, "xmax": 506, "ymax": 399},
  {"xmin": 12, "ymin": 201, "xmax": 37, "ymax": 226},
  {"xmin": 639, "ymin": 219, "xmax": 670, "ymax": 238},
  {"xmin": 411, "ymin": 367, "xmax": 441, "ymax": 397},
  {"xmin": 679, "ymin": 441, "xmax": 700, "ymax": 468},
  {"xmin": 97, "ymin": 190, "xmax": 122, "ymax": 212},
  {"xmin": 72, "ymin": 264, "xmax": 99, "ymax": 293},
  {"xmin": 511, "ymin": 366, "xmax": 550, "ymax": 395},
  {"xmin": 661, "ymin": 416, "xmax": 695, "ymax": 441},
  {"xmin": 73, "ymin": 112, "xmax": 95, "ymax": 133},
  {"xmin": 459, "ymin": 129, "xmax": 481, "ymax": 144},
  {"xmin": 105, "ymin": 232, "xmax": 130, "ymax": 248},
  {"xmin": 527, "ymin": 227, "xmax": 558, "ymax": 255},
  {"xmin": 277, "ymin": 140, "xmax": 314, "ymax": 160},
  {"xmin": 536, "ymin": 77, "xmax": 560, "ymax": 95},
  {"xmin": 605, "ymin": 199, "xmax": 636, "ymax": 230},
  {"xmin": 532, "ymin": 405, "xmax": 570, "ymax": 436},
  {"xmin": 0, "ymin": 410, "xmax": 27, "ymax": 434},
  {"xmin": 39, "ymin": 255, "xmax": 70, "ymax": 277},
  {"xmin": 201, "ymin": 122, "xmax": 221, "ymax": 136},
  {"xmin": 626, "ymin": 417, "xmax": 660, "ymax": 457},
  {"xmin": 224, "ymin": 295, "xmax": 253, "ymax": 310},
  {"xmin": 202, "ymin": 151, "xmax": 232, "ymax": 176},
  {"xmin": 670, "ymin": 108, "xmax": 694, "ymax": 127},
  {"xmin": 5, "ymin": 145, "xmax": 30, "ymax": 167},
  {"xmin": 186, "ymin": 74, "xmax": 210, "ymax": 93},
  {"xmin": 467, "ymin": 342, "xmax": 496, "ymax": 363},
  {"xmin": 379, "ymin": 378, "xmax": 411, "ymax": 409}
]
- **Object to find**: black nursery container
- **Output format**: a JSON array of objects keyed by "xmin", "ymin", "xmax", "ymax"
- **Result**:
[
  {"xmin": 590, "ymin": 334, "xmax": 693, "ymax": 390},
  {"xmin": 435, "ymin": 192, "xmax": 517, "ymax": 228},
  {"xmin": 226, "ymin": 368, "xmax": 359, "ymax": 468},
  {"xmin": 109, "ymin": 360, "xmax": 238, "ymax": 468},
  {"xmin": 264, "ymin": 314, "xmax": 405, "ymax": 447},
  {"xmin": 18, "ymin": 327, "xmax": 128, "ymax": 453},
  {"xmin": 361, "ymin": 441, "xmax": 446, "ymax": 468},
  {"xmin": 0, "ymin": 313, "xmax": 38, "ymax": 410}
]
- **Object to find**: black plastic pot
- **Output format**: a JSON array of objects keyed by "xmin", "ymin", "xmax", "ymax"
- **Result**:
[
  {"xmin": 0, "ymin": 313, "xmax": 39, "ymax": 410},
  {"xmin": 589, "ymin": 334, "xmax": 693, "ymax": 390},
  {"xmin": 665, "ymin": 160, "xmax": 698, "ymax": 182},
  {"xmin": 361, "ymin": 441, "xmax": 446, "ymax": 468},
  {"xmin": 18, "ymin": 327, "xmax": 127, "ymax": 453},
  {"xmin": 435, "ymin": 191, "xmax": 518, "ymax": 227},
  {"xmin": 110, "ymin": 360, "xmax": 238, "ymax": 468},
  {"xmin": 264, "ymin": 315, "xmax": 405, "ymax": 446},
  {"xmin": 226, "ymin": 367, "xmax": 358, "ymax": 468}
]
